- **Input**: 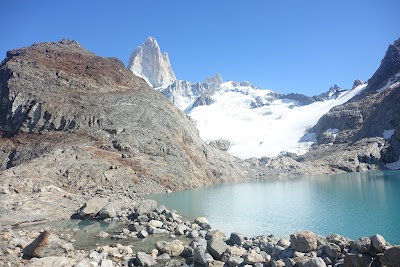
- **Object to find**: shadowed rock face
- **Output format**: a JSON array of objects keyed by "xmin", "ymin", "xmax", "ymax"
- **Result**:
[
  {"xmin": 312, "ymin": 38, "xmax": 400, "ymax": 145},
  {"xmin": 364, "ymin": 38, "xmax": 400, "ymax": 94},
  {"xmin": 0, "ymin": 39, "xmax": 247, "ymax": 195}
]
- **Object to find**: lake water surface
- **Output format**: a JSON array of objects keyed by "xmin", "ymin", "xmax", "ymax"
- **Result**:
[{"xmin": 149, "ymin": 171, "xmax": 400, "ymax": 244}]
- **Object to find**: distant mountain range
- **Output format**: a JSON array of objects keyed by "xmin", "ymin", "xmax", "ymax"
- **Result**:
[{"xmin": 127, "ymin": 37, "xmax": 367, "ymax": 158}]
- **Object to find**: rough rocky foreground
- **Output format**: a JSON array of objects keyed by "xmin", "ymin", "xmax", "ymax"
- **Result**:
[{"xmin": 1, "ymin": 199, "xmax": 399, "ymax": 267}]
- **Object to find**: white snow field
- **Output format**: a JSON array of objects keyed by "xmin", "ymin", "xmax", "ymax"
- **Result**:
[{"xmin": 188, "ymin": 82, "xmax": 367, "ymax": 159}]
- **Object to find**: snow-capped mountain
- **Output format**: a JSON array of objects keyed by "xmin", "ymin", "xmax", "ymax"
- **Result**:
[
  {"xmin": 128, "ymin": 37, "xmax": 366, "ymax": 159},
  {"xmin": 188, "ymin": 81, "xmax": 366, "ymax": 158},
  {"xmin": 159, "ymin": 73, "xmax": 223, "ymax": 111},
  {"xmin": 128, "ymin": 37, "xmax": 176, "ymax": 88}
]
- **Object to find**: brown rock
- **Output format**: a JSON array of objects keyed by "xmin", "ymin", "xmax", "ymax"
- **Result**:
[{"xmin": 290, "ymin": 231, "xmax": 318, "ymax": 252}]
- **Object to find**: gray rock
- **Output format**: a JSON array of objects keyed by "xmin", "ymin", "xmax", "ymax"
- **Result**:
[
  {"xmin": 292, "ymin": 256, "xmax": 327, "ymax": 267},
  {"xmin": 370, "ymin": 234, "xmax": 387, "ymax": 251},
  {"xmin": 77, "ymin": 197, "xmax": 108, "ymax": 219},
  {"xmin": 271, "ymin": 259, "xmax": 285, "ymax": 267},
  {"xmin": 316, "ymin": 235, "xmax": 328, "ymax": 247},
  {"xmin": 157, "ymin": 253, "xmax": 171, "ymax": 260},
  {"xmin": 325, "ymin": 242, "xmax": 341, "ymax": 260},
  {"xmin": 181, "ymin": 245, "xmax": 194, "ymax": 258},
  {"xmin": 128, "ymin": 222, "xmax": 143, "ymax": 232},
  {"xmin": 350, "ymin": 237, "xmax": 371, "ymax": 253},
  {"xmin": 290, "ymin": 231, "xmax": 318, "ymax": 252},
  {"xmin": 227, "ymin": 256, "xmax": 244, "ymax": 266},
  {"xmin": 344, "ymin": 253, "xmax": 372, "ymax": 267},
  {"xmin": 207, "ymin": 260, "xmax": 225, "ymax": 267},
  {"xmin": 244, "ymin": 250, "xmax": 265, "ymax": 264},
  {"xmin": 100, "ymin": 259, "xmax": 114, "ymax": 267},
  {"xmin": 23, "ymin": 230, "xmax": 72, "ymax": 258},
  {"xmin": 148, "ymin": 219, "xmax": 163, "ymax": 228},
  {"xmin": 209, "ymin": 139, "xmax": 230, "ymax": 152},
  {"xmin": 190, "ymin": 237, "xmax": 208, "ymax": 249},
  {"xmin": 303, "ymin": 257, "xmax": 327, "ymax": 267},
  {"xmin": 137, "ymin": 230, "xmax": 148, "ymax": 238},
  {"xmin": 207, "ymin": 238, "xmax": 228, "ymax": 260},
  {"xmin": 96, "ymin": 231, "xmax": 109, "ymax": 239},
  {"xmin": 285, "ymin": 258, "xmax": 296, "ymax": 267},
  {"xmin": 155, "ymin": 240, "xmax": 184, "ymax": 256},
  {"xmin": 195, "ymin": 217, "xmax": 211, "ymax": 230},
  {"xmin": 326, "ymin": 234, "xmax": 349, "ymax": 250},
  {"xmin": 205, "ymin": 230, "xmax": 226, "ymax": 240},
  {"xmin": 230, "ymin": 232, "xmax": 245, "ymax": 245},
  {"xmin": 27, "ymin": 256, "xmax": 76, "ymax": 266},
  {"xmin": 277, "ymin": 237, "xmax": 291, "ymax": 248},
  {"xmin": 97, "ymin": 202, "xmax": 120, "ymax": 219},
  {"xmin": 194, "ymin": 245, "xmax": 214, "ymax": 265},
  {"xmin": 148, "ymin": 226, "xmax": 167, "ymax": 234},
  {"xmin": 281, "ymin": 247, "xmax": 294, "ymax": 258},
  {"xmin": 380, "ymin": 246, "xmax": 400, "ymax": 267},
  {"xmin": 188, "ymin": 230, "xmax": 200, "ymax": 238},
  {"xmin": 175, "ymin": 224, "xmax": 189, "ymax": 235},
  {"xmin": 136, "ymin": 252, "xmax": 157, "ymax": 266},
  {"xmin": 135, "ymin": 199, "xmax": 157, "ymax": 216}
]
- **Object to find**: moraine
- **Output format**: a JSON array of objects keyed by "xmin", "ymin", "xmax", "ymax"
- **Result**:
[{"xmin": 148, "ymin": 170, "xmax": 400, "ymax": 244}]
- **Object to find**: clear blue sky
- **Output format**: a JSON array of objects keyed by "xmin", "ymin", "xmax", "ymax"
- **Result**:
[{"xmin": 1, "ymin": 0, "xmax": 399, "ymax": 95}]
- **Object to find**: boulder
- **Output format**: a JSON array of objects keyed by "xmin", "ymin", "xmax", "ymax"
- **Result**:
[
  {"xmin": 155, "ymin": 240, "xmax": 184, "ymax": 256},
  {"xmin": 137, "ymin": 229, "xmax": 148, "ymax": 238},
  {"xmin": 344, "ymin": 253, "xmax": 372, "ymax": 267},
  {"xmin": 97, "ymin": 203, "xmax": 120, "ymax": 219},
  {"xmin": 277, "ymin": 237, "xmax": 291, "ymax": 248},
  {"xmin": 272, "ymin": 259, "xmax": 285, "ymax": 267},
  {"xmin": 205, "ymin": 230, "xmax": 226, "ymax": 240},
  {"xmin": 293, "ymin": 256, "xmax": 327, "ymax": 267},
  {"xmin": 244, "ymin": 250, "xmax": 265, "ymax": 264},
  {"xmin": 135, "ymin": 199, "xmax": 157, "ymax": 216},
  {"xmin": 27, "ymin": 256, "xmax": 76, "ymax": 267},
  {"xmin": 380, "ymin": 246, "xmax": 400, "ymax": 267},
  {"xmin": 350, "ymin": 237, "xmax": 371, "ymax": 253},
  {"xmin": 23, "ymin": 230, "xmax": 73, "ymax": 258},
  {"xmin": 195, "ymin": 217, "xmax": 211, "ymax": 230},
  {"xmin": 370, "ymin": 234, "xmax": 387, "ymax": 251},
  {"xmin": 303, "ymin": 257, "xmax": 327, "ymax": 267},
  {"xmin": 77, "ymin": 197, "xmax": 108, "ymax": 219},
  {"xmin": 100, "ymin": 259, "xmax": 114, "ymax": 267},
  {"xmin": 230, "ymin": 232, "xmax": 245, "ymax": 245},
  {"xmin": 290, "ymin": 231, "xmax": 318, "ymax": 252},
  {"xmin": 194, "ymin": 245, "xmax": 214, "ymax": 265},
  {"xmin": 136, "ymin": 252, "xmax": 157, "ymax": 266},
  {"xmin": 326, "ymin": 234, "xmax": 349, "ymax": 249},
  {"xmin": 325, "ymin": 242, "xmax": 341, "ymax": 259},
  {"xmin": 227, "ymin": 256, "xmax": 244, "ymax": 266},
  {"xmin": 207, "ymin": 238, "xmax": 229, "ymax": 260},
  {"xmin": 148, "ymin": 220, "xmax": 163, "ymax": 228},
  {"xmin": 207, "ymin": 260, "xmax": 225, "ymax": 267}
]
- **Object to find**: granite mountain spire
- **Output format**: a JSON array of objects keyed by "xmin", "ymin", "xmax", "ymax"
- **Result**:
[{"xmin": 128, "ymin": 37, "xmax": 176, "ymax": 88}]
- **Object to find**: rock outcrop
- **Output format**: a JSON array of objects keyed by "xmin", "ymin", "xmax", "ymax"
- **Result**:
[
  {"xmin": 309, "ymin": 38, "xmax": 400, "ymax": 170},
  {"xmin": 128, "ymin": 37, "xmax": 176, "ymax": 88},
  {"xmin": 0, "ymin": 40, "xmax": 248, "ymax": 226}
]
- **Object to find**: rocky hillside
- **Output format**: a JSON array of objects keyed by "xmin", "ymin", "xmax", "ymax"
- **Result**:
[
  {"xmin": 0, "ymin": 40, "xmax": 248, "ymax": 198},
  {"xmin": 310, "ymin": 38, "xmax": 400, "ymax": 169}
]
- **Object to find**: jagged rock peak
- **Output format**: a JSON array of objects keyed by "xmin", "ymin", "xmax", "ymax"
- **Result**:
[
  {"xmin": 128, "ymin": 36, "xmax": 176, "ymax": 88},
  {"xmin": 365, "ymin": 37, "xmax": 400, "ymax": 93},
  {"xmin": 352, "ymin": 79, "xmax": 364, "ymax": 89},
  {"xmin": 205, "ymin": 73, "xmax": 223, "ymax": 90}
]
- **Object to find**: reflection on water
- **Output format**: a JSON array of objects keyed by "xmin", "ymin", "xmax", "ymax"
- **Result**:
[{"xmin": 148, "ymin": 171, "xmax": 400, "ymax": 244}]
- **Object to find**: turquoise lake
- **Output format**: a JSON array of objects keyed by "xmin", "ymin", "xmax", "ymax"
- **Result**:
[{"xmin": 149, "ymin": 171, "xmax": 400, "ymax": 244}]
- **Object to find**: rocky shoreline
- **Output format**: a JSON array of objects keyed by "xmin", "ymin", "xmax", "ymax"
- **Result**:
[{"xmin": 1, "ymin": 198, "xmax": 399, "ymax": 267}]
